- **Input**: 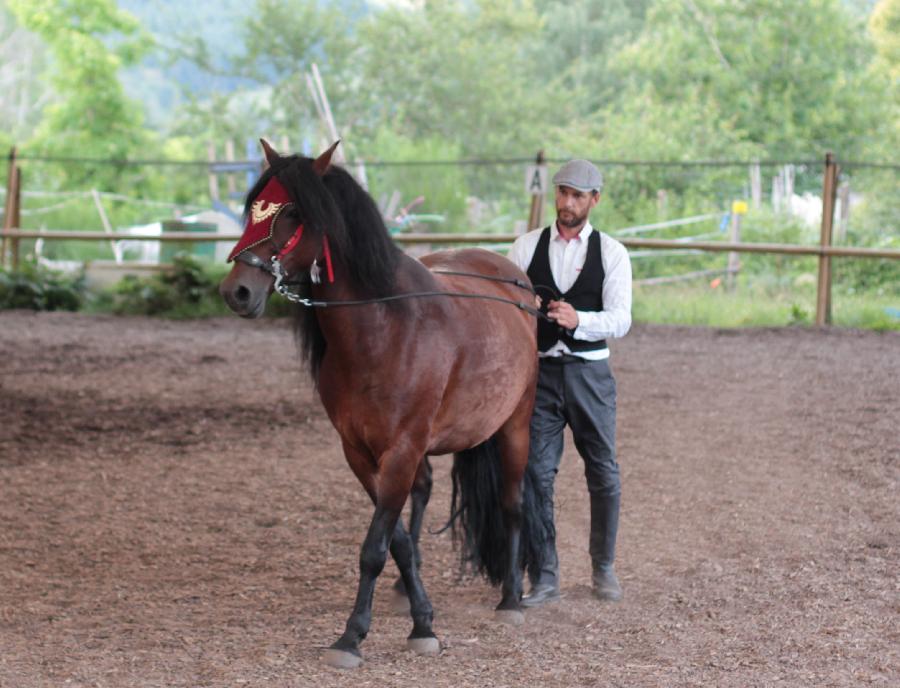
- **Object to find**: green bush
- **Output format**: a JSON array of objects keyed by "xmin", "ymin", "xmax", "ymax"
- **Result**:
[
  {"xmin": 93, "ymin": 254, "xmax": 229, "ymax": 317},
  {"xmin": 0, "ymin": 262, "xmax": 85, "ymax": 311},
  {"xmin": 90, "ymin": 253, "xmax": 296, "ymax": 318}
]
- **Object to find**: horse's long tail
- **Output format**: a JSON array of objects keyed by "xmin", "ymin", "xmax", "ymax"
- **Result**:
[{"xmin": 450, "ymin": 437, "xmax": 552, "ymax": 586}]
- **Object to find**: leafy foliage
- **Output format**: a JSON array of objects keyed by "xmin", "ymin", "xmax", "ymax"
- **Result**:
[
  {"xmin": 0, "ymin": 261, "xmax": 84, "ymax": 311},
  {"xmin": 94, "ymin": 253, "xmax": 227, "ymax": 317},
  {"xmin": 1, "ymin": 0, "xmax": 895, "ymax": 330},
  {"xmin": 604, "ymin": 0, "xmax": 886, "ymax": 159},
  {"xmin": 7, "ymin": 0, "xmax": 151, "ymax": 189}
]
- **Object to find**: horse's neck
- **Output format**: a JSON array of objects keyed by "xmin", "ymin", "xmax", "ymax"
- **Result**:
[
  {"xmin": 310, "ymin": 253, "xmax": 432, "ymax": 356},
  {"xmin": 312, "ymin": 252, "xmax": 432, "ymax": 300}
]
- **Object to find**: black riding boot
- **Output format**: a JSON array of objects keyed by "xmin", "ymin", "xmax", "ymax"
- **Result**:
[{"xmin": 590, "ymin": 493, "xmax": 622, "ymax": 602}]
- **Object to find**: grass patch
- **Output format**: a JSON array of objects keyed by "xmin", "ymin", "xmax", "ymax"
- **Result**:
[{"xmin": 634, "ymin": 280, "xmax": 900, "ymax": 331}]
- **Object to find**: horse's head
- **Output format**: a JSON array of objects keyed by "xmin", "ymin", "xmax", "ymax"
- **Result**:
[{"xmin": 219, "ymin": 140, "xmax": 340, "ymax": 318}]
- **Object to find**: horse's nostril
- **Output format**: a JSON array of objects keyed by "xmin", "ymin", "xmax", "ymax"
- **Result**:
[{"xmin": 235, "ymin": 285, "xmax": 251, "ymax": 303}]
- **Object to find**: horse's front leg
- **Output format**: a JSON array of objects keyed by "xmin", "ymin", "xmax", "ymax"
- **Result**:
[
  {"xmin": 390, "ymin": 519, "xmax": 438, "ymax": 655},
  {"xmin": 324, "ymin": 442, "xmax": 434, "ymax": 669},
  {"xmin": 323, "ymin": 504, "xmax": 401, "ymax": 669}
]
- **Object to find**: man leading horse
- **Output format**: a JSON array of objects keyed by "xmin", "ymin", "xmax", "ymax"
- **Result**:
[{"xmin": 507, "ymin": 159, "xmax": 633, "ymax": 606}]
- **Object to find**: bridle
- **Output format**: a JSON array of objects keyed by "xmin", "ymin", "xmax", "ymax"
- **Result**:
[
  {"xmin": 233, "ymin": 218, "xmax": 334, "ymax": 295},
  {"xmin": 233, "ymin": 218, "xmax": 552, "ymax": 321}
]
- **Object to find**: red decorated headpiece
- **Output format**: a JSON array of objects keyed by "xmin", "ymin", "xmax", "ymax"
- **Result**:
[{"xmin": 228, "ymin": 175, "xmax": 294, "ymax": 262}]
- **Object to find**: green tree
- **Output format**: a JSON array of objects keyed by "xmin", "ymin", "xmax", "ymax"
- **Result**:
[
  {"xmin": 355, "ymin": 0, "xmax": 557, "ymax": 158},
  {"xmin": 869, "ymin": 0, "xmax": 900, "ymax": 80},
  {"xmin": 868, "ymin": 0, "xmax": 899, "ymax": 146},
  {"xmin": 603, "ymin": 0, "xmax": 885, "ymax": 159},
  {"xmin": 0, "ymin": 1, "xmax": 50, "ymax": 144},
  {"xmin": 170, "ymin": 0, "xmax": 359, "ymax": 153},
  {"xmin": 8, "ymin": 0, "xmax": 152, "ymax": 188},
  {"xmin": 533, "ymin": 0, "xmax": 652, "ymax": 115}
]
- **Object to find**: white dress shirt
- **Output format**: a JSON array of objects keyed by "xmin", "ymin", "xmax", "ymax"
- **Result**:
[{"xmin": 507, "ymin": 221, "xmax": 632, "ymax": 360}]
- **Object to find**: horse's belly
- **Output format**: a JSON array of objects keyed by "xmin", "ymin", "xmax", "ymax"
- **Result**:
[{"xmin": 426, "ymin": 366, "xmax": 530, "ymax": 455}]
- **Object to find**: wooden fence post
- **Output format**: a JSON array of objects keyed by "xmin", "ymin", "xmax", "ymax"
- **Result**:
[
  {"xmin": 2, "ymin": 149, "xmax": 22, "ymax": 270},
  {"xmin": 727, "ymin": 200, "xmax": 746, "ymax": 289},
  {"xmin": 207, "ymin": 143, "xmax": 220, "ymax": 205},
  {"xmin": 816, "ymin": 152, "xmax": 839, "ymax": 326},
  {"xmin": 749, "ymin": 162, "xmax": 761, "ymax": 209},
  {"xmin": 527, "ymin": 150, "xmax": 546, "ymax": 231},
  {"xmin": 2, "ymin": 147, "xmax": 17, "ymax": 268},
  {"xmin": 10, "ymin": 166, "xmax": 21, "ymax": 269},
  {"xmin": 225, "ymin": 139, "xmax": 237, "ymax": 198}
]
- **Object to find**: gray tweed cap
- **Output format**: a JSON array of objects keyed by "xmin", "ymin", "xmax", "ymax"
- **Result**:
[{"xmin": 552, "ymin": 159, "xmax": 603, "ymax": 192}]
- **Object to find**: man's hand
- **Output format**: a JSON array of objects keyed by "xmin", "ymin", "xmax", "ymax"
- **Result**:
[{"xmin": 547, "ymin": 299, "xmax": 578, "ymax": 330}]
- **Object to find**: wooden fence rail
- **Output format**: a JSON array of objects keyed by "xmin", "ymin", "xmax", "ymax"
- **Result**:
[
  {"xmin": 3, "ymin": 152, "xmax": 896, "ymax": 326},
  {"xmin": 2, "ymin": 228, "xmax": 897, "ymax": 327},
  {"xmin": 2, "ymin": 229, "xmax": 897, "ymax": 260}
]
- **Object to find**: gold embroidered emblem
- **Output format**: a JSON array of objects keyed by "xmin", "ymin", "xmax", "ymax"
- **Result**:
[{"xmin": 251, "ymin": 199, "xmax": 283, "ymax": 225}]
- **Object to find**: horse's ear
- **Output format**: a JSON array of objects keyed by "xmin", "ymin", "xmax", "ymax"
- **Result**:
[
  {"xmin": 312, "ymin": 140, "xmax": 341, "ymax": 176},
  {"xmin": 259, "ymin": 138, "xmax": 280, "ymax": 168}
]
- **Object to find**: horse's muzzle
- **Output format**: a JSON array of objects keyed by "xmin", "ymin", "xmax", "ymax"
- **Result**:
[{"xmin": 220, "ymin": 279, "xmax": 267, "ymax": 319}]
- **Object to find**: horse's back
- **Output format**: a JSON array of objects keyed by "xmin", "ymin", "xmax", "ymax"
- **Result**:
[
  {"xmin": 419, "ymin": 247, "xmax": 536, "ymax": 351},
  {"xmin": 421, "ymin": 248, "xmax": 531, "ymax": 289}
]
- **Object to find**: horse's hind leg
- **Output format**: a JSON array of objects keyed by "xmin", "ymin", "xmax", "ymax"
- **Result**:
[
  {"xmin": 492, "ymin": 388, "xmax": 537, "ymax": 625},
  {"xmin": 393, "ymin": 456, "xmax": 433, "ymax": 600}
]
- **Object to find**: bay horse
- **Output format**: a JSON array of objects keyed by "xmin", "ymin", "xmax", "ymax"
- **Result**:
[{"xmin": 219, "ymin": 141, "xmax": 549, "ymax": 669}]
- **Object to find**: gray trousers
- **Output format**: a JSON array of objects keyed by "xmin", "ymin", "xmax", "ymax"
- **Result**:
[{"xmin": 529, "ymin": 355, "xmax": 620, "ymax": 588}]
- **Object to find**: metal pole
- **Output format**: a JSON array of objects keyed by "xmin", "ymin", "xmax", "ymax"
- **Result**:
[{"xmin": 816, "ymin": 152, "xmax": 838, "ymax": 326}]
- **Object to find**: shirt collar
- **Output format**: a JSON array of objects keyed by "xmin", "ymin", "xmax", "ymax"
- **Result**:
[{"xmin": 551, "ymin": 221, "xmax": 594, "ymax": 243}]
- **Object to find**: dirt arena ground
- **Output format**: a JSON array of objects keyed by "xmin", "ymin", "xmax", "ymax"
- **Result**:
[{"xmin": 0, "ymin": 311, "xmax": 897, "ymax": 687}]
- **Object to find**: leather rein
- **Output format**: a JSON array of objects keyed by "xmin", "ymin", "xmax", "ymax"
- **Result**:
[{"xmin": 234, "ymin": 233, "xmax": 552, "ymax": 322}]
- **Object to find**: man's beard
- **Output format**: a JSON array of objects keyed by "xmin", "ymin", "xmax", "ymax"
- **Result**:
[{"xmin": 557, "ymin": 207, "xmax": 588, "ymax": 228}]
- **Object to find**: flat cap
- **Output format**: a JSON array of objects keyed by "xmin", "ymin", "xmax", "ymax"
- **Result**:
[{"xmin": 552, "ymin": 159, "xmax": 603, "ymax": 192}]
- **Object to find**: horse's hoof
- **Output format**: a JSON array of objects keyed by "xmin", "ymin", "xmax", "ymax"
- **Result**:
[
  {"xmin": 407, "ymin": 636, "xmax": 441, "ymax": 656},
  {"xmin": 322, "ymin": 648, "xmax": 363, "ymax": 669},
  {"xmin": 494, "ymin": 609, "xmax": 525, "ymax": 626},
  {"xmin": 390, "ymin": 590, "xmax": 411, "ymax": 614}
]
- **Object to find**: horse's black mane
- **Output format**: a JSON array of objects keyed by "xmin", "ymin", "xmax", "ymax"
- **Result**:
[{"xmin": 244, "ymin": 154, "xmax": 403, "ymax": 382}]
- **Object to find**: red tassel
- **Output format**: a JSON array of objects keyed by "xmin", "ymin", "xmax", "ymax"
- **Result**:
[{"xmin": 323, "ymin": 235, "xmax": 334, "ymax": 283}]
